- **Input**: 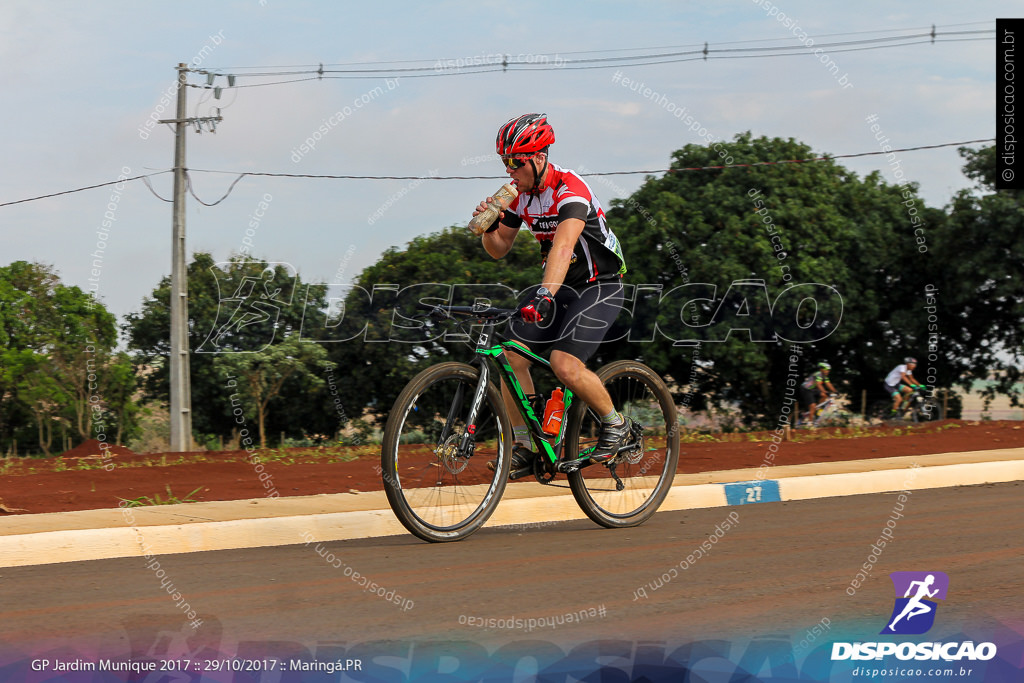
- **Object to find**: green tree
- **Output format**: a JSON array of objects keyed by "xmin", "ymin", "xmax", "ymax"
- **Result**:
[
  {"xmin": 124, "ymin": 253, "xmax": 333, "ymax": 442},
  {"xmin": 104, "ymin": 352, "xmax": 141, "ymax": 446},
  {"xmin": 214, "ymin": 335, "xmax": 335, "ymax": 448},
  {"xmin": 930, "ymin": 145, "xmax": 1024, "ymax": 407},
  {"xmin": 597, "ymin": 132, "xmax": 945, "ymax": 422},
  {"xmin": 261, "ymin": 137, "xmax": 1020, "ymax": 430},
  {"xmin": 15, "ymin": 352, "xmax": 67, "ymax": 456},
  {"xmin": 0, "ymin": 261, "xmax": 119, "ymax": 453}
]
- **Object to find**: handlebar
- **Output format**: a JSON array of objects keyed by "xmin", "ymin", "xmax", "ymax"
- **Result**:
[{"xmin": 416, "ymin": 302, "xmax": 518, "ymax": 324}]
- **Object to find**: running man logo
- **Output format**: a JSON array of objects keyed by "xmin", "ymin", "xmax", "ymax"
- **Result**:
[
  {"xmin": 197, "ymin": 263, "xmax": 297, "ymax": 353},
  {"xmin": 880, "ymin": 571, "xmax": 949, "ymax": 635}
]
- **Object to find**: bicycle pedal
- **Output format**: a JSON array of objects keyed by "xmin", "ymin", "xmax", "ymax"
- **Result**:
[
  {"xmin": 555, "ymin": 459, "xmax": 583, "ymax": 474},
  {"xmin": 617, "ymin": 441, "xmax": 639, "ymax": 454}
]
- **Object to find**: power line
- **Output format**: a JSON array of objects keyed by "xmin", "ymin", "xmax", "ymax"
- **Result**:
[
  {"xmin": 192, "ymin": 25, "xmax": 992, "ymax": 85},
  {"xmin": 207, "ymin": 22, "xmax": 993, "ymax": 72},
  {"xmin": 0, "ymin": 140, "xmax": 994, "ymax": 210},
  {"xmin": 178, "ymin": 138, "xmax": 993, "ymax": 205},
  {"xmin": 0, "ymin": 171, "xmax": 173, "ymax": 208}
]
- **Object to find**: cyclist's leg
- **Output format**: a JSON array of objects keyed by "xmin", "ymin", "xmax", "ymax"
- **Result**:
[
  {"xmin": 884, "ymin": 381, "xmax": 901, "ymax": 412},
  {"xmin": 550, "ymin": 350, "xmax": 613, "ymax": 415},
  {"xmin": 799, "ymin": 387, "xmax": 816, "ymax": 425},
  {"xmin": 897, "ymin": 384, "xmax": 913, "ymax": 410},
  {"xmin": 497, "ymin": 292, "xmax": 564, "ymax": 473},
  {"xmin": 547, "ymin": 281, "xmax": 629, "ymax": 460},
  {"xmin": 546, "ymin": 281, "xmax": 621, "ymax": 406}
]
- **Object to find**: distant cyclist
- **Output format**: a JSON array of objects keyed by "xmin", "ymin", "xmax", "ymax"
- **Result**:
[
  {"xmin": 884, "ymin": 357, "xmax": 924, "ymax": 416},
  {"xmin": 799, "ymin": 362, "xmax": 837, "ymax": 426}
]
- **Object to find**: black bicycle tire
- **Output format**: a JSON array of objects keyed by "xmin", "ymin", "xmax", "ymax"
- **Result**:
[
  {"xmin": 380, "ymin": 362, "xmax": 511, "ymax": 542},
  {"xmin": 913, "ymin": 397, "xmax": 942, "ymax": 422},
  {"xmin": 564, "ymin": 360, "xmax": 680, "ymax": 528}
]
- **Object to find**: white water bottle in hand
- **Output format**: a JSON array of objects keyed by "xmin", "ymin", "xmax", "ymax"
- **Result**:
[{"xmin": 468, "ymin": 183, "xmax": 518, "ymax": 235}]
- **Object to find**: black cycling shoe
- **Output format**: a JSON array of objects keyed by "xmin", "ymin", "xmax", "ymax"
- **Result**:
[
  {"xmin": 487, "ymin": 445, "xmax": 537, "ymax": 480},
  {"xmin": 589, "ymin": 417, "xmax": 638, "ymax": 463}
]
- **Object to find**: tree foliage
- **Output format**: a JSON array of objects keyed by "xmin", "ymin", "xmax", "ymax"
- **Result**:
[
  {"xmin": 930, "ymin": 146, "xmax": 1024, "ymax": 407},
  {"xmin": 0, "ymin": 261, "xmax": 124, "ymax": 454},
  {"xmin": 124, "ymin": 253, "xmax": 335, "ymax": 444},
  {"xmin": 328, "ymin": 135, "xmax": 1014, "ymax": 425},
  {"xmin": 601, "ymin": 132, "xmax": 949, "ymax": 421},
  {"xmin": 214, "ymin": 335, "xmax": 335, "ymax": 447}
]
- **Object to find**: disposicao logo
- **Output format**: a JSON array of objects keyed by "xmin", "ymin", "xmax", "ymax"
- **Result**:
[
  {"xmin": 881, "ymin": 571, "xmax": 948, "ymax": 635},
  {"xmin": 831, "ymin": 571, "xmax": 998, "ymax": 662}
]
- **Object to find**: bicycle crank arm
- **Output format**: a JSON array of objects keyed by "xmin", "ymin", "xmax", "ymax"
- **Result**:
[
  {"xmin": 556, "ymin": 438, "xmax": 643, "ymax": 474},
  {"xmin": 555, "ymin": 458, "xmax": 591, "ymax": 474}
]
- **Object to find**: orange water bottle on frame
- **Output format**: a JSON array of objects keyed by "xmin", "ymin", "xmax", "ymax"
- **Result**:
[{"xmin": 542, "ymin": 388, "xmax": 564, "ymax": 435}]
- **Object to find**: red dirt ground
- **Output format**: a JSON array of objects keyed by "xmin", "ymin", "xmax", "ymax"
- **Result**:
[{"xmin": 0, "ymin": 420, "xmax": 1021, "ymax": 515}]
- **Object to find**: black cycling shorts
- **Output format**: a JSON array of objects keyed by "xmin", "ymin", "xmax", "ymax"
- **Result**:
[
  {"xmin": 508, "ymin": 280, "xmax": 623, "ymax": 363},
  {"xmin": 799, "ymin": 386, "xmax": 818, "ymax": 408}
]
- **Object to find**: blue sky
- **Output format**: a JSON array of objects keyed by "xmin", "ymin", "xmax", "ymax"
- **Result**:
[{"xmin": 0, "ymin": 1, "xmax": 1000, "ymax": 323}]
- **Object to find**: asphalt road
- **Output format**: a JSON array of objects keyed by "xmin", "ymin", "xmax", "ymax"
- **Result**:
[{"xmin": 1, "ymin": 482, "xmax": 1021, "ymax": 671}]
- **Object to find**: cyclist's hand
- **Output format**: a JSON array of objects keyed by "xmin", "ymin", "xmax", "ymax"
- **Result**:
[
  {"xmin": 519, "ymin": 287, "xmax": 554, "ymax": 323},
  {"xmin": 472, "ymin": 198, "xmax": 504, "ymax": 226},
  {"xmin": 472, "ymin": 199, "xmax": 491, "ymax": 217}
]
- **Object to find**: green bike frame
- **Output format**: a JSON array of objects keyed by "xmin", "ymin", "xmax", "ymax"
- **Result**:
[{"xmin": 475, "ymin": 338, "xmax": 575, "ymax": 466}]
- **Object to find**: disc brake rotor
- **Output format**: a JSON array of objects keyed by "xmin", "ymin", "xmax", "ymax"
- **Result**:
[{"xmin": 436, "ymin": 433, "xmax": 470, "ymax": 474}]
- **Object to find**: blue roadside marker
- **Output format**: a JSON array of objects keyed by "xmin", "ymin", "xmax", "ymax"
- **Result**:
[{"xmin": 724, "ymin": 479, "xmax": 782, "ymax": 505}]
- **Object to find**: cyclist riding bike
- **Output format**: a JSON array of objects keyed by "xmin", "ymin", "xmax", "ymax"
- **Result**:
[
  {"xmin": 473, "ymin": 113, "xmax": 632, "ymax": 478},
  {"xmin": 885, "ymin": 357, "xmax": 924, "ymax": 416},
  {"xmin": 799, "ymin": 361, "xmax": 837, "ymax": 426}
]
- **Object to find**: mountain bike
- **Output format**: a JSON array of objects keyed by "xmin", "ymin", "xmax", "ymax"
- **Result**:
[
  {"xmin": 870, "ymin": 387, "xmax": 942, "ymax": 423},
  {"xmin": 797, "ymin": 394, "xmax": 852, "ymax": 428},
  {"xmin": 380, "ymin": 304, "xmax": 680, "ymax": 543}
]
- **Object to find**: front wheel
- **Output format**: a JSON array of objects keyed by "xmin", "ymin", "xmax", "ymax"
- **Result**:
[
  {"xmin": 564, "ymin": 360, "xmax": 680, "ymax": 528},
  {"xmin": 381, "ymin": 362, "xmax": 511, "ymax": 542}
]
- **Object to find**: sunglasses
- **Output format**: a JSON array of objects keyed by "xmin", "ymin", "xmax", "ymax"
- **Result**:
[{"xmin": 502, "ymin": 155, "xmax": 533, "ymax": 170}]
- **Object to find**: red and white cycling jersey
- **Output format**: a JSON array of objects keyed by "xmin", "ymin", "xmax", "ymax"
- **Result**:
[{"xmin": 501, "ymin": 163, "xmax": 627, "ymax": 289}]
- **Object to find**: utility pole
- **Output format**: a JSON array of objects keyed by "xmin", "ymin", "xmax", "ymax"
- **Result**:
[
  {"xmin": 160, "ymin": 63, "xmax": 222, "ymax": 452},
  {"xmin": 169, "ymin": 63, "xmax": 191, "ymax": 452}
]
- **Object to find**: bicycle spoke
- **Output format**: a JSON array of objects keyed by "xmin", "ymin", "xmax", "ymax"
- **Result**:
[
  {"xmin": 565, "ymin": 361, "xmax": 679, "ymax": 528},
  {"xmin": 381, "ymin": 363, "xmax": 509, "ymax": 542}
]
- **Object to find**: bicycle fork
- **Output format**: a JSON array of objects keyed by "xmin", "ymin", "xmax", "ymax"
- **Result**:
[{"xmin": 450, "ymin": 362, "xmax": 492, "ymax": 459}]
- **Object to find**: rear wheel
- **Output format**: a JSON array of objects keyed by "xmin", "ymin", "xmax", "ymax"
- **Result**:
[
  {"xmin": 564, "ymin": 361, "xmax": 679, "ymax": 528},
  {"xmin": 380, "ymin": 362, "xmax": 511, "ymax": 542},
  {"xmin": 911, "ymin": 397, "xmax": 942, "ymax": 422}
]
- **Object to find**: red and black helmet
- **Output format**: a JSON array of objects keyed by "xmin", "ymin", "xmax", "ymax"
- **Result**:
[{"xmin": 496, "ymin": 113, "xmax": 555, "ymax": 156}]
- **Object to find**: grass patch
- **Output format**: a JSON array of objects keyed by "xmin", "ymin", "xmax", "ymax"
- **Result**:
[
  {"xmin": 73, "ymin": 459, "xmax": 111, "ymax": 471},
  {"xmin": 118, "ymin": 485, "xmax": 204, "ymax": 507}
]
